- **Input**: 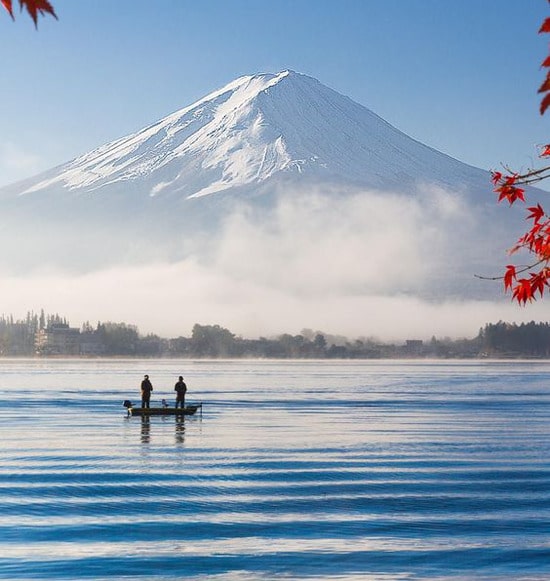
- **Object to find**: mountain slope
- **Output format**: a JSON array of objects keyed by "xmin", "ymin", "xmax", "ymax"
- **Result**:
[
  {"xmin": 0, "ymin": 69, "xmax": 525, "ymax": 309},
  {"xmin": 13, "ymin": 70, "xmax": 488, "ymax": 202}
]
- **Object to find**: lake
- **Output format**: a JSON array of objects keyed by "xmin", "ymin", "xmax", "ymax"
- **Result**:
[{"xmin": 1, "ymin": 358, "xmax": 550, "ymax": 580}]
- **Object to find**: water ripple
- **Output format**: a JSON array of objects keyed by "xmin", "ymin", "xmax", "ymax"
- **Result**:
[{"xmin": 1, "ymin": 359, "xmax": 550, "ymax": 580}]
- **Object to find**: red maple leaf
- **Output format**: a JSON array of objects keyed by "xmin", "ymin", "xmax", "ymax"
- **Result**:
[
  {"xmin": 1, "ymin": 0, "xmax": 56, "ymax": 25},
  {"xmin": 539, "ymin": 73, "xmax": 550, "ymax": 94},
  {"xmin": 512, "ymin": 279, "xmax": 534, "ymax": 304},
  {"xmin": 491, "ymin": 171, "xmax": 503, "ymax": 185},
  {"xmin": 20, "ymin": 0, "xmax": 56, "ymax": 26},
  {"xmin": 1, "ymin": 0, "xmax": 14, "ymax": 18},
  {"xmin": 540, "ymin": 17, "xmax": 550, "ymax": 33},
  {"xmin": 541, "ymin": 92, "xmax": 550, "ymax": 115},
  {"xmin": 530, "ymin": 271, "xmax": 549, "ymax": 297},
  {"xmin": 527, "ymin": 204, "xmax": 546, "ymax": 223},
  {"xmin": 496, "ymin": 183, "xmax": 525, "ymax": 205},
  {"xmin": 504, "ymin": 265, "xmax": 516, "ymax": 291}
]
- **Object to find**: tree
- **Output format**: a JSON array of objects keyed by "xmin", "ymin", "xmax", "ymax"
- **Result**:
[
  {"xmin": 96, "ymin": 322, "xmax": 139, "ymax": 355},
  {"xmin": 1, "ymin": 0, "xmax": 56, "ymax": 26},
  {"xmin": 313, "ymin": 333, "xmax": 327, "ymax": 352},
  {"xmin": 490, "ymin": 4, "xmax": 550, "ymax": 303},
  {"xmin": 190, "ymin": 324, "xmax": 237, "ymax": 357}
]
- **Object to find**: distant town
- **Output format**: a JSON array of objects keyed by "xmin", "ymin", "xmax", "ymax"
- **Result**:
[{"xmin": 0, "ymin": 310, "xmax": 548, "ymax": 359}]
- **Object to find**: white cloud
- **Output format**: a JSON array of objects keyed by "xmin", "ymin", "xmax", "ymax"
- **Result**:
[{"xmin": 211, "ymin": 186, "xmax": 470, "ymax": 296}]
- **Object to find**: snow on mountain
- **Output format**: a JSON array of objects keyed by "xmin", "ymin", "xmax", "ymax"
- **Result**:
[
  {"xmin": 0, "ymin": 69, "xmax": 525, "ymax": 308},
  {"xmin": 16, "ymin": 70, "xmax": 488, "ymax": 201}
]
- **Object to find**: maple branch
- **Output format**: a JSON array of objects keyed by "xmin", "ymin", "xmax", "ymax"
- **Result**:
[
  {"xmin": 474, "ymin": 259, "xmax": 547, "ymax": 281},
  {"xmin": 507, "ymin": 165, "xmax": 550, "ymax": 185}
]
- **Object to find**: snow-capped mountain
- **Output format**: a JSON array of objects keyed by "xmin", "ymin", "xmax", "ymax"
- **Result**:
[
  {"xmin": 0, "ymin": 70, "xmax": 522, "ymax": 305},
  {"xmin": 12, "ymin": 70, "xmax": 488, "ymax": 201}
]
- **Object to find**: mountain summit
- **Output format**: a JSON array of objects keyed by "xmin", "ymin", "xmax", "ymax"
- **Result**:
[
  {"xmin": 17, "ymin": 70, "xmax": 487, "ymax": 201},
  {"xmin": 0, "ymin": 70, "xmax": 518, "ymax": 298}
]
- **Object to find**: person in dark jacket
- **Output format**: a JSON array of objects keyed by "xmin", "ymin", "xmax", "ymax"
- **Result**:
[
  {"xmin": 140, "ymin": 374, "xmax": 153, "ymax": 408},
  {"xmin": 174, "ymin": 376, "xmax": 187, "ymax": 408}
]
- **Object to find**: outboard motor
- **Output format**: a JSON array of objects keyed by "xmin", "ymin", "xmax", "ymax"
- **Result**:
[{"xmin": 123, "ymin": 400, "xmax": 133, "ymax": 409}]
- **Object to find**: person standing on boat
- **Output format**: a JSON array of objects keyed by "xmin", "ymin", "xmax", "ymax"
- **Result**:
[
  {"xmin": 141, "ymin": 375, "xmax": 153, "ymax": 408},
  {"xmin": 174, "ymin": 376, "xmax": 187, "ymax": 409}
]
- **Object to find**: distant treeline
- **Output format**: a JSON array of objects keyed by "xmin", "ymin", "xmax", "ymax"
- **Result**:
[
  {"xmin": 0, "ymin": 310, "xmax": 548, "ymax": 358},
  {"xmin": 478, "ymin": 321, "xmax": 550, "ymax": 357}
]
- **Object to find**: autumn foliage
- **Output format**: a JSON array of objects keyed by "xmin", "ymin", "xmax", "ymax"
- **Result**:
[
  {"xmin": 491, "ymin": 2, "xmax": 550, "ymax": 304},
  {"xmin": 1, "ymin": 0, "xmax": 56, "ymax": 26}
]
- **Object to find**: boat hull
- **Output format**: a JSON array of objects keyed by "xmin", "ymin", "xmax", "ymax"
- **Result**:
[{"xmin": 127, "ymin": 404, "xmax": 201, "ymax": 417}]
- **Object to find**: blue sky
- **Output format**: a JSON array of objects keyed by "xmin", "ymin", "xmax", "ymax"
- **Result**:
[{"xmin": 0, "ymin": 0, "xmax": 548, "ymax": 188}]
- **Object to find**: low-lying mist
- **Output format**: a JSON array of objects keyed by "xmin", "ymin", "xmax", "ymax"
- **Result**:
[{"xmin": 0, "ymin": 185, "xmax": 545, "ymax": 341}]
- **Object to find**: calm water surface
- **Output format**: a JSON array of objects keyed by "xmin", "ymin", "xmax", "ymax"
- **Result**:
[{"xmin": 1, "ymin": 358, "xmax": 550, "ymax": 580}]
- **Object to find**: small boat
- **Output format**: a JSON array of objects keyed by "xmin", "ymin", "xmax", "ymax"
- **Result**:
[{"xmin": 123, "ymin": 400, "xmax": 202, "ymax": 417}]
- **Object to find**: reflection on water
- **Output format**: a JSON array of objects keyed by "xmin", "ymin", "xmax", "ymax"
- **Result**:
[
  {"xmin": 0, "ymin": 359, "xmax": 550, "ymax": 580},
  {"xmin": 138, "ymin": 415, "xmax": 187, "ymax": 446},
  {"xmin": 175, "ymin": 416, "xmax": 185, "ymax": 445},
  {"xmin": 140, "ymin": 415, "xmax": 150, "ymax": 444}
]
